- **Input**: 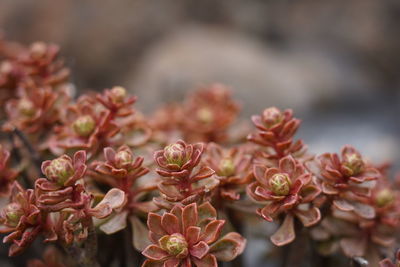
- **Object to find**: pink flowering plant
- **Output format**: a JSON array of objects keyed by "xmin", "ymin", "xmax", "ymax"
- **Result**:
[{"xmin": 0, "ymin": 37, "xmax": 399, "ymax": 267}]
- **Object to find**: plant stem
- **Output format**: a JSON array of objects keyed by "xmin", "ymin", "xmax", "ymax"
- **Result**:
[
  {"xmin": 64, "ymin": 218, "xmax": 100, "ymax": 267},
  {"xmin": 12, "ymin": 128, "xmax": 42, "ymax": 171},
  {"xmin": 226, "ymin": 207, "xmax": 244, "ymax": 267}
]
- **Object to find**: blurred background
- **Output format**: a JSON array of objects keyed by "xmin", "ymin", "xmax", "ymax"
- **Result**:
[{"xmin": 1, "ymin": 1, "xmax": 399, "ymax": 265}]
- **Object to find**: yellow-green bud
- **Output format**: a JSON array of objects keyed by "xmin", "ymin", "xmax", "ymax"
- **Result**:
[
  {"xmin": 45, "ymin": 157, "xmax": 74, "ymax": 185},
  {"xmin": 110, "ymin": 86, "xmax": 127, "ymax": 104},
  {"xmin": 196, "ymin": 107, "xmax": 214, "ymax": 124},
  {"xmin": 262, "ymin": 107, "xmax": 283, "ymax": 128},
  {"xmin": 218, "ymin": 157, "xmax": 235, "ymax": 177},
  {"xmin": 3, "ymin": 203, "xmax": 23, "ymax": 227},
  {"xmin": 269, "ymin": 173, "xmax": 291, "ymax": 196},
  {"xmin": 343, "ymin": 153, "xmax": 364, "ymax": 175},
  {"xmin": 18, "ymin": 99, "xmax": 35, "ymax": 117},
  {"xmin": 164, "ymin": 143, "xmax": 187, "ymax": 167},
  {"xmin": 115, "ymin": 150, "xmax": 133, "ymax": 169},
  {"xmin": 166, "ymin": 234, "xmax": 188, "ymax": 256},
  {"xmin": 376, "ymin": 189, "xmax": 394, "ymax": 208},
  {"xmin": 30, "ymin": 42, "xmax": 47, "ymax": 60},
  {"xmin": 72, "ymin": 115, "xmax": 95, "ymax": 137}
]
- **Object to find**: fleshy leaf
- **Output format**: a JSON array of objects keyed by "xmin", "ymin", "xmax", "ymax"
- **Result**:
[
  {"xmin": 210, "ymin": 232, "xmax": 246, "ymax": 261},
  {"xmin": 182, "ymin": 203, "xmax": 198, "ymax": 231},
  {"xmin": 192, "ymin": 254, "xmax": 218, "ymax": 267},
  {"xmin": 131, "ymin": 215, "xmax": 152, "ymax": 251},
  {"xmin": 142, "ymin": 245, "xmax": 169, "ymax": 260},
  {"xmin": 201, "ymin": 220, "xmax": 225, "ymax": 244},
  {"xmin": 352, "ymin": 202, "xmax": 375, "ymax": 219},
  {"xmin": 190, "ymin": 241, "xmax": 210, "ymax": 259},
  {"xmin": 340, "ymin": 237, "xmax": 367, "ymax": 257},
  {"xmin": 99, "ymin": 210, "xmax": 128, "ymax": 234},
  {"xmin": 161, "ymin": 213, "xmax": 180, "ymax": 234},
  {"xmin": 270, "ymin": 214, "xmax": 295, "ymax": 246},
  {"xmin": 97, "ymin": 188, "xmax": 127, "ymax": 210},
  {"xmin": 294, "ymin": 207, "xmax": 321, "ymax": 227}
]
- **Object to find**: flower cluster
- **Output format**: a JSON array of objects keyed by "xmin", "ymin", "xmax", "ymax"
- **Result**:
[
  {"xmin": 248, "ymin": 155, "xmax": 321, "ymax": 245},
  {"xmin": 142, "ymin": 202, "xmax": 245, "ymax": 266},
  {"xmin": 154, "ymin": 140, "xmax": 219, "ymax": 207},
  {"xmin": 0, "ymin": 151, "xmax": 125, "ymax": 258},
  {"xmin": 248, "ymin": 107, "xmax": 307, "ymax": 162},
  {"xmin": 1, "ymin": 37, "xmax": 400, "ymax": 267},
  {"xmin": 1, "ymin": 40, "xmax": 70, "ymax": 138},
  {"xmin": 150, "ymin": 84, "xmax": 240, "ymax": 144}
]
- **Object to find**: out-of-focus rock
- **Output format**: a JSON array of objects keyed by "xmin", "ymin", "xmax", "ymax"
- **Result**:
[
  {"xmin": 1, "ymin": 0, "xmax": 399, "ymax": 92},
  {"xmin": 126, "ymin": 26, "xmax": 375, "ymax": 116}
]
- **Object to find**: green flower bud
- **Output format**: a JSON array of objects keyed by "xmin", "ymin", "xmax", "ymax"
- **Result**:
[
  {"xmin": 18, "ymin": 99, "xmax": 35, "ymax": 117},
  {"xmin": 164, "ymin": 143, "xmax": 187, "ymax": 167},
  {"xmin": 269, "ymin": 173, "xmax": 291, "ymax": 196},
  {"xmin": 196, "ymin": 107, "xmax": 214, "ymax": 124},
  {"xmin": 376, "ymin": 189, "xmax": 394, "ymax": 208},
  {"xmin": 166, "ymin": 234, "xmax": 188, "ymax": 256},
  {"xmin": 262, "ymin": 107, "xmax": 283, "ymax": 128},
  {"xmin": 343, "ymin": 153, "xmax": 364, "ymax": 175},
  {"xmin": 3, "ymin": 203, "xmax": 23, "ymax": 227},
  {"xmin": 30, "ymin": 42, "xmax": 47, "ymax": 60},
  {"xmin": 45, "ymin": 157, "xmax": 74, "ymax": 185},
  {"xmin": 115, "ymin": 150, "xmax": 133, "ymax": 169},
  {"xmin": 110, "ymin": 86, "xmax": 127, "ymax": 104},
  {"xmin": 72, "ymin": 115, "xmax": 95, "ymax": 137},
  {"xmin": 218, "ymin": 157, "xmax": 235, "ymax": 177}
]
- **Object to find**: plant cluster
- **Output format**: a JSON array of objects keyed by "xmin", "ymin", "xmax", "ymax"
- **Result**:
[{"xmin": 0, "ymin": 38, "xmax": 399, "ymax": 267}]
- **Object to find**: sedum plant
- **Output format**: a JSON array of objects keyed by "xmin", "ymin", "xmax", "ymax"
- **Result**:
[{"xmin": 0, "ymin": 37, "xmax": 399, "ymax": 267}]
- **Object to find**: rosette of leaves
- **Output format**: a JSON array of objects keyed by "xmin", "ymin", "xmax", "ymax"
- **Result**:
[
  {"xmin": 310, "ymin": 176, "xmax": 400, "ymax": 264},
  {"xmin": 247, "ymin": 155, "xmax": 321, "ymax": 246},
  {"xmin": 3, "ymin": 84, "xmax": 69, "ymax": 135},
  {"xmin": 0, "ymin": 182, "xmax": 42, "ymax": 256},
  {"xmin": 248, "ymin": 107, "xmax": 307, "ymax": 160},
  {"xmin": 203, "ymin": 142, "xmax": 253, "ymax": 201},
  {"xmin": 0, "ymin": 41, "xmax": 69, "ymax": 117},
  {"xmin": 154, "ymin": 140, "xmax": 219, "ymax": 208},
  {"xmin": 311, "ymin": 146, "xmax": 380, "ymax": 220},
  {"xmin": 310, "ymin": 210, "xmax": 397, "ymax": 265},
  {"xmin": 96, "ymin": 86, "xmax": 136, "ymax": 117},
  {"xmin": 35, "ymin": 151, "xmax": 87, "ymax": 211},
  {"xmin": 17, "ymin": 42, "xmax": 70, "ymax": 87},
  {"xmin": 46, "ymin": 95, "xmax": 119, "ymax": 155},
  {"xmin": 181, "ymin": 84, "xmax": 240, "ymax": 143},
  {"xmin": 90, "ymin": 145, "xmax": 158, "ymax": 250},
  {"xmin": 142, "ymin": 202, "xmax": 246, "ymax": 267},
  {"xmin": 47, "ymin": 188, "xmax": 126, "ymax": 245}
]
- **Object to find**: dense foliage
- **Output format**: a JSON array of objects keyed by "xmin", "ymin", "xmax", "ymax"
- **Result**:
[{"xmin": 0, "ymin": 38, "xmax": 399, "ymax": 267}]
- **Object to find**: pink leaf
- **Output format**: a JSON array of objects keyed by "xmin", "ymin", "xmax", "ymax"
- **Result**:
[
  {"xmin": 142, "ymin": 245, "xmax": 169, "ymax": 261},
  {"xmin": 130, "ymin": 215, "xmax": 151, "ymax": 251},
  {"xmin": 340, "ymin": 236, "xmax": 367, "ymax": 257},
  {"xmin": 200, "ymin": 220, "xmax": 225, "ymax": 244},
  {"xmin": 210, "ymin": 232, "xmax": 246, "ymax": 261},
  {"xmin": 147, "ymin": 213, "xmax": 166, "ymax": 235},
  {"xmin": 182, "ymin": 203, "xmax": 198, "ymax": 231},
  {"xmin": 270, "ymin": 214, "xmax": 295, "ymax": 246},
  {"xmin": 190, "ymin": 241, "xmax": 210, "ymax": 259},
  {"xmin": 192, "ymin": 254, "xmax": 218, "ymax": 267},
  {"xmin": 162, "ymin": 213, "xmax": 180, "ymax": 234},
  {"xmin": 294, "ymin": 207, "xmax": 321, "ymax": 227},
  {"xmin": 99, "ymin": 210, "xmax": 128, "ymax": 234},
  {"xmin": 279, "ymin": 156, "xmax": 296, "ymax": 175}
]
